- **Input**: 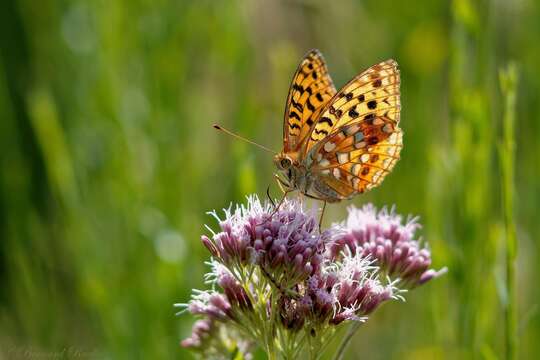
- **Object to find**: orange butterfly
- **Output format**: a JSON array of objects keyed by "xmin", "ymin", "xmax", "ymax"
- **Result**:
[
  {"xmin": 273, "ymin": 49, "xmax": 402, "ymax": 202},
  {"xmin": 215, "ymin": 49, "xmax": 402, "ymax": 204}
]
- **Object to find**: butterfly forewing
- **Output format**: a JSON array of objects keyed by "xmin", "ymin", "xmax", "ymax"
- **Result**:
[
  {"xmin": 304, "ymin": 59, "xmax": 402, "ymax": 198},
  {"xmin": 283, "ymin": 50, "xmax": 337, "ymax": 153}
]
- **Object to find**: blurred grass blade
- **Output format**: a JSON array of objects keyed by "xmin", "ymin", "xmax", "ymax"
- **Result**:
[
  {"xmin": 27, "ymin": 88, "xmax": 78, "ymax": 207},
  {"xmin": 498, "ymin": 63, "xmax": 518, "ymax": 360}
]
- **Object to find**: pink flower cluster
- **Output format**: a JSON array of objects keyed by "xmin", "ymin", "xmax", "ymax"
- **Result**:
[
  {"xmin": 178, "ymin": 196, "xmax": 445, "ymax": 358},
  {"xmin": 330, "ymin": 204, "xmax": 447, "ymax": 288}
]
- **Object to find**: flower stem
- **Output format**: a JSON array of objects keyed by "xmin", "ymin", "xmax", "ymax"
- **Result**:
[
  {"xmin": 333, "ymin": 322, "xmax": 361, "ymax": 360},
  {"xmin": 499, "ymin": 63, "xmax": 518, "ymax": 360},
  {"xmin": 266, "ymin": 343, "xmax": 278, "ymax": 360}
]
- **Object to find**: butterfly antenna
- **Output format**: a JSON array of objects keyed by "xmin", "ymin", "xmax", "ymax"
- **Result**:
[{"xmin": 213, "ymin": 124, "xmax": 277, "ymax": 154}]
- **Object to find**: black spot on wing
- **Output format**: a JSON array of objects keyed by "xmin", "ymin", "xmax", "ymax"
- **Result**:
[
  {"xmin": 364, "ymin": 113, "xmax": 375, "ymax": 125},
  {"xmin": 289, "ymin": 123, "xmax": 301, "ymax": 130},
  {"xmin": 307, "ymin": 99, "xmax": 315, "ymax": 111},
  {"xmin": 314, "ymin": 128, "xmax": 328, "ymax": 135},
  {"xmin": 289, "ymin": 111, "xmax": 301, "ymax": 120},
  {"xmin": 319, "ymin": 117, "xmax": 333, "ymax": 126},
  {"xmin": 293, "ymin": 84, "xmax": 304, "ymax": 92},
  {"xmin": 348, "ymin": 106, "xmax": 359, "ymax": 118},
  {"xmin": 291, "ymin": 100, "xmax": 303, "ymax": 112}
]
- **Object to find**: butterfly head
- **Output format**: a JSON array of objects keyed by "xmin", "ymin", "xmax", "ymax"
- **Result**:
[
  {"xmin": 274, "ymin": 153, "xmax": 299, "ymax": 189},
  {"xmin": 274, "ymin": 153, "xmax": 293, "ymax": 170}
]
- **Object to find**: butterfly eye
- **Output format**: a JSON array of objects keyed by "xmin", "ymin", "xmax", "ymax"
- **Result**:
[{"xmin": 280, "ymin": 158, "xmax": 292, "ymax": 169}]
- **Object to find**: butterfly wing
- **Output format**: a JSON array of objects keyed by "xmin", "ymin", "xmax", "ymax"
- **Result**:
[
  {"xmin": 306, "ymin": 59, "xmax": 402, "ymax": 198},
  {"xmin": 283, "ymin": 49, "xmax": 337, "ymax": 153}
]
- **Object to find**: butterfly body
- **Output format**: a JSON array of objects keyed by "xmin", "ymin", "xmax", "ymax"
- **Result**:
[
  {"xmin": 274, "ymin": 152, "xmax": 343, "ymax": 202},
  {"xmin": 275, "ymin": 50, "xmax": 403, "ymax": 202}
]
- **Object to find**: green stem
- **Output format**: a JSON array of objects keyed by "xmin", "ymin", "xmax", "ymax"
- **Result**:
[
  {"xmin": 333, "ymin": 322, "xmax": 361, "ymax": 360},
  {"xmin": 266, "ymin": 343, "xmax": 278, "ymax": 360},
  {"xmin": 499, "ymin": 63, "xmax": 518, "ymax": 360},
  {"xmin": 306, "ymin": 328, "xmax": 323, "ymax": 360},
  {"xmin": 317, "ymin": 329, "xmax": 336, "ymax": 359},
  {"xmin": 291, "ymin": 331, "xmax": 307, "ymax": 359}
]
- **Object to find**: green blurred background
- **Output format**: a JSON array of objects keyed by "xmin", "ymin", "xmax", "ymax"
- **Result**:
[{"xmin": 0, "ymin": 0, "xmax": 538, "ymax": 358}]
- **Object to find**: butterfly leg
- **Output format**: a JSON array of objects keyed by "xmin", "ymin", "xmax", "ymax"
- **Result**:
[
  {"xmin": 266, "ymin": 185, "xmax": 276, "ymax": 208},
  {"xmin": 263, "ymin": 175, "xmax": 288, "ymax": 212},
  {"xmin": 274, "ymin": 173, "xmax": 288, "ymax": 195},
  {"xmin": 269, "ymin": 190, "xmax": 290, "ymax": 216},
  {"xmin": 265, "ymin": 174, "xmax": 288, "ymax": 209},
  {"xmin": 257, "ymin": 189, "xmax": 291, "ymax": 227},
  {"xmin": 299, "ymin": 193, "xmax": 327, "ymax": 233},
  {"xmin": 319, "ymin": 201, "xmax": 327, "ymax": 233}
]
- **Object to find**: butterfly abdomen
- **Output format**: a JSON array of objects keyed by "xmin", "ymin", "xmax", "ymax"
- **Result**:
[{"xmin": 310, "ymin": 176, "xmax": 343, "ymax": 202}]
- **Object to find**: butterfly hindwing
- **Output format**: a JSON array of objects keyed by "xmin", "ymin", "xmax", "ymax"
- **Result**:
[
  {"xmin": 283, "ymin": 50, "xmax": 336, "ymax": 153},
  {"xmin": 310, "ymin": 126, "xmax": 403, "ymax": 197}
]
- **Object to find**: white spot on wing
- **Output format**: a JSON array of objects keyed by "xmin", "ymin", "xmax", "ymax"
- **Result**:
[
  {"xmin": 320, "ymin": 159, "xmax": 330, "ymax": 167},
  {"xmin": 373, "ymin": 170, "xmax": 383, "ymax": 183},
  {"xmin": 337, "ymin": 153, "xmax": 349, "ymax": 164},
  {"xmin": 345, "ymin": 126, "xmax": 357, "ymax": 136},
  {"xmin": 324, "ymin": 142, "xmax": 336, "ymax": 152},
  {"xmin": 355, "ymin": 141, "xmax": 366, "ymax": 149},
  {"xmin": 360, "ymin": 154, "xmax": 370, "ymax": 163}
]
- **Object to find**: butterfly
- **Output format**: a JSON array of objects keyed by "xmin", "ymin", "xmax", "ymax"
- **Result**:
[{"xmin": 273, "ymin": 49, "xmax": 402, "ymax": 203}]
